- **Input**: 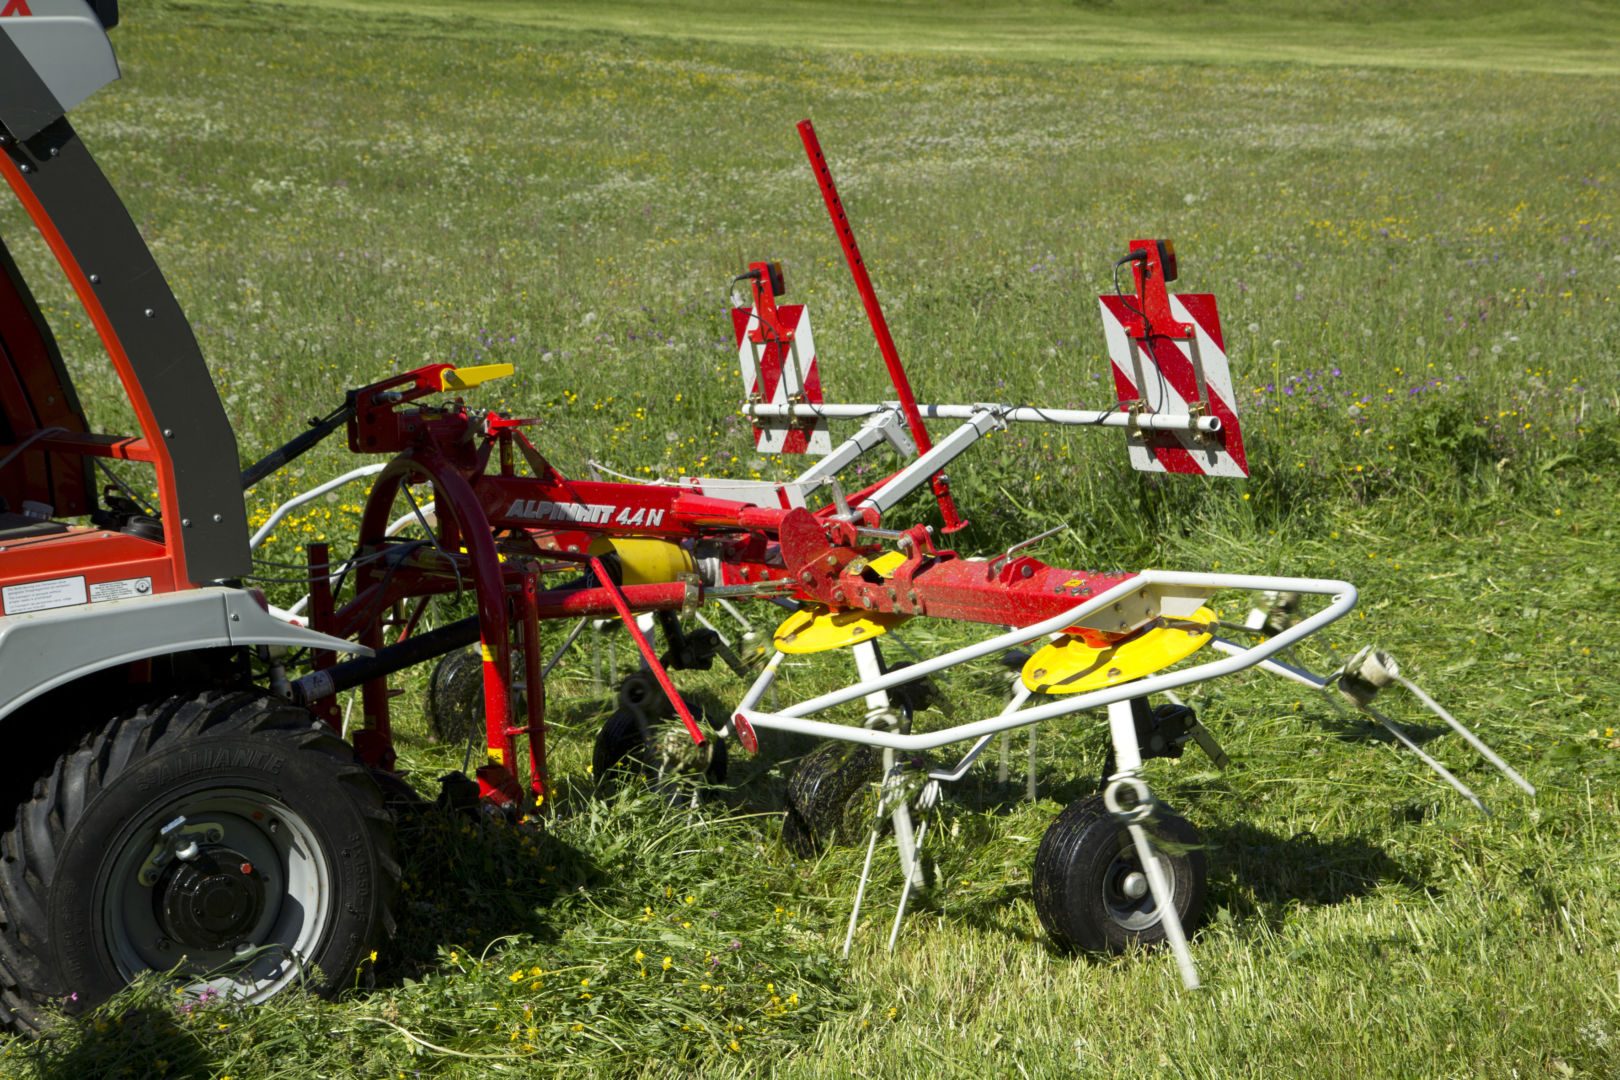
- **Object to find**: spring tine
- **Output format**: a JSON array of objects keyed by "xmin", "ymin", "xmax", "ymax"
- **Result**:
[
  {"xmin": 1126, "ymin": 820, "xmax": 1200, "ymax": 990},
  {"xmin": 1026, "ymin": 726, "xmax": 1039, "ymax": 801},
  {"xmin": 887, "ymin": 819, "xmax": 928, "ymax": 953},
  {"xmin": 591, "ymin": 626, "xmax": 603, "ymax": 694},
  {"xmin": 1397, "ymin": 676, "xmax": 1536, "ymax": 797},
  {"xmin": 842, "ymin": 826, "xmax": 882, "ymax": 959},
  {"xmin": 1362, "ymin": 702, "xmax": 1489, "ymax": 815},
  {"xmin": 543, "ymin": 618, "xmax": 589, "ymax": 680}
]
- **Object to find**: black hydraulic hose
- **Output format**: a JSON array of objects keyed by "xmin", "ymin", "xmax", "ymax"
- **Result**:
[
  {"xmin": 241, "ymin": 401, "xmax": 354, "ymax": 491},
  {"xmin": 288, "ymin": 615, "xmax": 479, "ymax": 705}
]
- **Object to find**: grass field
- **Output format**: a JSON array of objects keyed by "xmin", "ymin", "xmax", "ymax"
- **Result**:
[{"xmin": 2, "ymin": 0, "xmax": 1619, "ymax": 1075}]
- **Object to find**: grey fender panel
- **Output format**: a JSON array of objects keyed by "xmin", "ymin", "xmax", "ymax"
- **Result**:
[
  {"xmin": 0, "ymin": 1, "xmax": 119, "ymax": 139},
  {"xmin": 0, "ymin": 586, "xmax": 369, "ymax": 723}
]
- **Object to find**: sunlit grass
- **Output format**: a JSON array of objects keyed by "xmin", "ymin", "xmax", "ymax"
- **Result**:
[{"xmin": 0, "ymin": 0, "xmax": 1617, "ymax": 1075}]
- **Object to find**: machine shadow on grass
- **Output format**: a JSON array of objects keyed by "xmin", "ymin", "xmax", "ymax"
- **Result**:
[
  {"xmin": 381, "ymin": 805, "xmax": 597, "ymax": 983},
  {"xmin": 1198, "ymin": 820, "xmax": 1427, "ymax": 927},
  {"xmin": 911, "ymin": 815, "xmax": 1423, "ymax": 949},
  {"xmin": 21, "ymin": 976, "xmax": 225, "ymax": 1080}
]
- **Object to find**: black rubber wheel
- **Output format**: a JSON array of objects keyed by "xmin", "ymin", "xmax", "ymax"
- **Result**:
[
  {"xmin": 0, "ymin": 691, "xmax": 400, "ymax": 1034},
  {"xmin": 780, "ymin": 742, "xmax": 883, "ymax": 858},
  {"xmin": 425, "ymin": 648, "xmax": 484, "ymax": 745},
  {"xmin": 1032, "ymin": 795, "xmax": 1205, "ymax": 955},
  {"xmin": 592, "ymin": 674, "xmax": 727, "ymax": 794}
]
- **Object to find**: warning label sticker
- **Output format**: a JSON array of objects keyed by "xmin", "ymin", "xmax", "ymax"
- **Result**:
[
  {"xmin": 3, "ymin": 576, "xmax": 88, "ymax": 616},
  {"xmin": 90, "ymin": 577, "xmax": 154, "ymax": 603}
]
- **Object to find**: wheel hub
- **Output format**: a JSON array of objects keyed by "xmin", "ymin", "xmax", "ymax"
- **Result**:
[
  {"xmin": 154, "ymin": 847, "xmax": 266, "ymax": 951},
  {"xmin": 1120, "ymin": 870, "xmax": 1148, "ymax": 900}
]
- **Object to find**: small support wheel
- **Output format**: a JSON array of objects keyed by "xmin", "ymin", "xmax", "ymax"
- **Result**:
[
  {"xmin": 425, "ymin": 648, "xmax": 484, "ymax": 745},
  {"xmin": 592, "ymin": 673, "xmax": 727, "ymax": 794},
  {"xmin": 426, "ymin": 648, "xmax": 527, "ymax": 749},
  {"xmin": 0, "ymin": 691, "xmax": 398, "ymax": 1034},
  {"xmin": 780, "ymin": 742, "xmax": 883, "ymax": 858},
  {"xmin": 1032, "ymin": 794, "xmax": 1205, "ymax": 954}
]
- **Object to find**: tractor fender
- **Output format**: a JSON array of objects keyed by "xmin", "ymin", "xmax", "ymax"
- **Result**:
[
  {"xmin": 0, "ymin": 586, "xmax": 369, "ymax": 724},
  {"xmin": 0, "ymin": 0, "xmax": 121, "ymax": 141}
]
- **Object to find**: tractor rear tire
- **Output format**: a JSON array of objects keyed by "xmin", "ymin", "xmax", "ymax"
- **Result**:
[
  {"xmin": 780, "ymin": 742, "xmax": 883, "ymax": 858},
  {"xmin": 1032, "ymin": 795, "xmax": 1205, "ymax": 955},
  {"xmin": 0, "ymin": 690, "xmax": 399, "ymax": 1034}
]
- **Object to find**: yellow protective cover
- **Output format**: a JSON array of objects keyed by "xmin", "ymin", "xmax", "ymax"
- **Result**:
[
  {"xmin": 440, "ymin": 363, "xmax": 514, "ymax": 391},
  {"xmin": 1022, "ymin": 607, "xmax": 1216, "ymax": 694}
]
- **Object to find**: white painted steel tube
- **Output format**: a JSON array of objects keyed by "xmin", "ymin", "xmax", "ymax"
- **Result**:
[
  {"xmin": 747, "ymin": 401, "xmax": 1221, "ymax": 433},
  {"xmin": 735, "ymin": 650, "xmax": 787, "ymax": 714},
  {"xmin": 249, "ymin": 464, "xmax": 387, "ymax": 550},
  {"xmin": 736, "ymin": 571, "xmax": 1357, "ymax": 752},
  {"xmin": 858, "ymin": 408, "xmax": 1002, "ymax": 517}
]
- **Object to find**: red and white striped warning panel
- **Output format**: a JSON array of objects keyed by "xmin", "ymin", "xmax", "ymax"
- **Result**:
[
  {"xmin": 1097, "ymin": 293, "xmax": 1248, "ymax": 478},
  {"xmin": 731, "ymin": 303, "xmax": 831, "ymax": 456}
]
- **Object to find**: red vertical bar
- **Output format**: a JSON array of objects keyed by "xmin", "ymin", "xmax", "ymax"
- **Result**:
[
  {"xmin": 796, "ymin": 119, "xmax": 965, "ymax": 532},
  {"xmin": 479, "ymin": 618, "xmax": 516, "ymax": 785},
  {"xmin": 588, "ymin": 556, "xmax": 706, "ymax": 745},
  {"xmin": 519, "ymin": 569, "xmax": 548, "ymax": 803}
]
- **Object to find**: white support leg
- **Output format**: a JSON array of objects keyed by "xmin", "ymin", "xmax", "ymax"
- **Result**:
[
  {"xmin": 1104, "ymin": 698, "xmax": 1200, "ymax": 991},
  {"xmin": 853, "ymin": 641, "xmax": 923, "ymax": 887}
]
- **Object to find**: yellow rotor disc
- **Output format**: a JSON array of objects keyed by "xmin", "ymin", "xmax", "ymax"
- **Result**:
[{"xmin": 1022, "ymin": 607, "xmax": 1217, "ymax": 694}]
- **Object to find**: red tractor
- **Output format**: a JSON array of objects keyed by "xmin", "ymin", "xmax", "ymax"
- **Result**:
[{"xmin": 0, "ymin": 0, "xmax": 402, "ymax": 1032}]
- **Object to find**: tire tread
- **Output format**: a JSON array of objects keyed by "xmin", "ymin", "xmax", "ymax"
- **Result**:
[{"xmin": 0, "ymin": 690, "xmax": 398, "ymax": 1034}]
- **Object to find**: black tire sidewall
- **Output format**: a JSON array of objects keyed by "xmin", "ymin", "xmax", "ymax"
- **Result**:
[
  {"xmin": 783, "ymin": 743, "xmax": 881, "ymax": 856},
  {"xmin": 1036, "ymin": 797, "xmax": 1205, "ymax": 954},
  {"xmin": 48, "ymin": 730, "xmax": 387, "ymax": 1005}
]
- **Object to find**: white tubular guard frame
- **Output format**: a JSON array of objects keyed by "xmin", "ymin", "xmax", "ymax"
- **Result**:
[{"xmin": 735, "ymin": 570, "xmax": 1357, "ymax": 752}]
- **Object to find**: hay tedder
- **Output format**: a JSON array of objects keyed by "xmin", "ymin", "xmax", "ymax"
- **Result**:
[{"xmin": 0, "ymin": 2, "xmax": 1532, "ymax": 1030}]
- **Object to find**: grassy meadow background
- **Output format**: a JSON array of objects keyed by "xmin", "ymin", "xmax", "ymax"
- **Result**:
[{"xmin": 2, "ymin": 0, "xmax": 1619, "ymax": 1075}]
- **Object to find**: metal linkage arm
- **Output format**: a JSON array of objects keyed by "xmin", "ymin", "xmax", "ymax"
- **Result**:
[
  {"xmin": 857, "ymin": 406, "xmax": 1005, "ymax": 519},
  {"xmin": 793, "ymin": 409, "xmax": 914, "ymax": 490}
]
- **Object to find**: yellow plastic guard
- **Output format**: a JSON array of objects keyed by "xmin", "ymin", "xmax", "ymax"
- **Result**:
[
  {"xmin": 772, "ymin": 548, "xmax": 912, "ymax": 655},
  {"xmin": 1022, "ymin": 607, "xmax": 1217, "ymax": 694},
  {"xmin": 440, "ymin": 363, "xmax": 514, "ymax": 391},
  {"xmin": 774, "ymin": 605, "xmax": 910, "ymax": 654}
]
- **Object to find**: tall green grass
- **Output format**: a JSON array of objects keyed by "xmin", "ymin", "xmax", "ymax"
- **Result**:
[{"xmin": 1, "ymin": 0, "xmax": 1617, "ymax": 1075}]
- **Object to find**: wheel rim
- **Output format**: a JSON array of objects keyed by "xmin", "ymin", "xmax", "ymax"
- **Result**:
[
  {"xmin": 1102, "ymin": 839, "xmax": 1169, "ymax": 932},
  {"xmin": 100, "ymin": 787, "xmax": 332, "ymax": 1003}
]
